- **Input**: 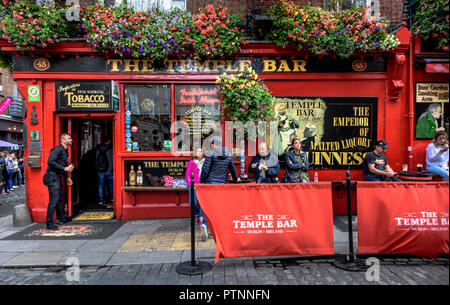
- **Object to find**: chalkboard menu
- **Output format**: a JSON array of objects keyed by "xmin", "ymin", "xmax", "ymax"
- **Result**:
[
  {"xmin": 124, "ymin": 159, "xmax": 189, "ymax": 187},
  {"xmin": 272, "ymin": 96, "xmax": 378, "ymax": 169},
  {"xmin": 55, "ymin": 80, "xmax": 112, "ymax": 111},
  {"xmin": 175, "ymin": 84, "xmax": 220, "ymax": 151}
]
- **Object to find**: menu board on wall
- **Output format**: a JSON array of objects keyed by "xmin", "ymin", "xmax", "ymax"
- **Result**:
[
  {"xmin": 55, "ymin": 80, "xmax": 112, "ymax": 111},
  {"xmin": 175, "ymin": 85, "xmax": 220, "ymax": 151},
  {"xmin": 415, "ymin": 82, "xmax": 449, "ymax": 139},
  {"xmin": 124, "ymin": 159, "xmax": 189, "ymax": 187},
  {"xmin": 271, "ymin": 97, "xmax": 378, "ymax": 169}
]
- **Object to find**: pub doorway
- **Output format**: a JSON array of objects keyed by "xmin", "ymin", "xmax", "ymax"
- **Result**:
[{"xmin": 61, "ymin": 118, "xmax": 114, "ymax": 217}]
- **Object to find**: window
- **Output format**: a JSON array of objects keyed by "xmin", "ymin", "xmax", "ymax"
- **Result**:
[
  {"xmin": 175, "ymin": 84, "xmax": 221, "ymax": 151},
  {"xmin": 115, "ymin": 0, "xmax": 186, "ymax": 11},
  {"xmin": 124, "ymin": 83, "xmax": 221, "ymax": 152},
  {"xmin": 124, "ymin": 84, "xmax": 172, "ymax": 152},
  {"xmin": 325, "ymin": 0, "xmax": 380, "ymax": 19}
]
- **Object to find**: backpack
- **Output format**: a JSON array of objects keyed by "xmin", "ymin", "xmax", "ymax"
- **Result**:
[{"xmin": 95, "ymin": 147, "xmax": 109, "ymax": 172}]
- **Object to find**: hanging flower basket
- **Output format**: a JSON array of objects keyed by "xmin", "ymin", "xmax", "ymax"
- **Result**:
[
  {"xmin": 216, "ymin": 67, "xmax": 274, "ymax": 139},
  {"xmin": 413, "ymin": 0, "xmax": 449, "ymax": 51},
  {"xmin": 266, "ymin": 0, "xmax": 400, "ymax": 58},
  {"xmin": 0, "ymin": 0, "xmax": 77, "ymax": 50}
]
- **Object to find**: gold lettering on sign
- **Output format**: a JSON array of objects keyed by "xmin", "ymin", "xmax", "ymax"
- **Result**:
[{"xmin": 106, "ymin": 59, "xmax": 310, "ymax": 73}]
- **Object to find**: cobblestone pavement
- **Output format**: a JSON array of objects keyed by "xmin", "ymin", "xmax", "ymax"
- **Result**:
[{"xmin": 0, "ymin": 257, "xmax": 448, "ymax": 285}]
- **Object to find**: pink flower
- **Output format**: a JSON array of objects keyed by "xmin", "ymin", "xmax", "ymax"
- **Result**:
[
  {"xmin": 35, "ymin": 26, "xmax": 41, "ymax": 31},
  {"xmin": 51, "ymin": 20, "xmax": 56, "ymax": 24},
  {"xmin": 234, "ymin": 117, "xmax": 238, "ymax": 120},
  {"xmin": 242, "ymin": 102, "xmax": 246, "ymax": 106}
]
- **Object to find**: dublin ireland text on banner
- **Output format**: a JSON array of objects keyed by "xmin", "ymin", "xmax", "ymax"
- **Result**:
[
  {"xmin": 195, "ymin": 183, "xmax": 335, "ymax": 263},
  {"xmin": 357, "ymin": 182, "xmax": 449, "ymax": 259}
]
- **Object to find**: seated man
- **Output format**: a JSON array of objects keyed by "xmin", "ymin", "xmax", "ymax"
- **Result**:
[
  {"xmin": 248, "ymin": 142, "xmax": 280, "ymax": 183},
  {"xmin": 363, "ymin": 140, "xmax": 401, "ymax": 181}
]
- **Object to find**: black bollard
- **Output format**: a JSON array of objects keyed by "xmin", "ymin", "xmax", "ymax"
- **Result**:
[
  {"xmin": 346, "ymin": 170, "xmax": 355, "ymax": 262},
  {"xmin": 175, "ymin": 173, "xmax": 213, "ymax": 275},
  {"xmin": 333, "ymin": 170, "xmax": 369, "ymax": 272}
]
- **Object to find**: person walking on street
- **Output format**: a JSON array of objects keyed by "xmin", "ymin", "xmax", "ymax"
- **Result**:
[
  {"xmin": 0, "ymin": 152, "xmax": 9, "ymax": 194},
  {"xmin": 186, "ymin": 147, "xmax": 207, "ymax": 240},
  {"xmin": 5, "ymin": 152, "xmax": 14, "ymax": 191},
  {"xmin": 43, "ymin": 133, "xmax": 74, "ymax": 230},
  {"xmin": 18, "ymin": 153, "xmax": 25, "ymax": 185},
  {"xmin": 96, "ymin": 139, "xmax": 113, "ymax": 205},
  {"xmin": 11, "ymin": 153, "xmax": 22, "ymax": 188}
]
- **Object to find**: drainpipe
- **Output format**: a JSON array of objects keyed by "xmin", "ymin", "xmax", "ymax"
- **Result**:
[{"xmin": 407, "ymin": 0, "xmax": 414, "ymax": 169}]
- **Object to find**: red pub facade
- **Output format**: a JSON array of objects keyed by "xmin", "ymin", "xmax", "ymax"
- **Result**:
[{"xmin": 0, "ymin": 23, "xmax": 448, "ymax": 221}]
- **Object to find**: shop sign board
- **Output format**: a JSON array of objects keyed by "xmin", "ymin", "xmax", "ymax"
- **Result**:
[
  {"xmin": 55, "ymin": 80, "xmax": 112, "ymax": 111},
  {"xmin": 124, "ymin": 159, "xmax": 189, "ymax": 187},
  {"xmin": 271, "ymin": 96, "xmax": 378, "ymax": 169},
  {"xmin": 415, "ymin": 82, "xmax": 449, "ymax": 139}
]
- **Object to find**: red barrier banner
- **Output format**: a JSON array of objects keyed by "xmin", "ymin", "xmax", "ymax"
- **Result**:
[
  {"xmin": 357, "ymin": 182, "xmax": 449, "ymax": 259},
  {"xmin": 195, "ymin": 183, "xmax": 334, "ymax": 263}
]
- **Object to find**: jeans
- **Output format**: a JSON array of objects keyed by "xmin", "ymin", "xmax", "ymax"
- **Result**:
[
  {"xmin": 13, "ymin": 171, "xmax": 22, "ymax": 186},
  {"xmin": 98, "ymin": 171, "xmax": 113, "ymax": 202},
  {"xmin": 2, "ymin": 172, "xmax": 9, "ymax": 192},
  {"xmin": 427, "ymin": 165, "xmax": 449, "ymax": 181},
  {"xmin": 7, "ymin": 170, "xmax": 13, "ymax": 190},
  {"xmin": 365, "ymin": 173, "xmax": 402, "ymax": 182},
  {"xmin": 44, "ymin": 173, "xmax": 66, "ymax": 226}
]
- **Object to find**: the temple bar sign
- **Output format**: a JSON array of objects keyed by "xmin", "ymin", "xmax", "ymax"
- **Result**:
[
  {"xmin": 56, "ymin": 81, "xmax": 112, "ymax": 111},
  {"xmin": 106, "ymin": 56, "xmax": 387, "ymax": 73},
  {"xmin": 13, "ymin": 55, "xmax": 387, "ymax": 73}
]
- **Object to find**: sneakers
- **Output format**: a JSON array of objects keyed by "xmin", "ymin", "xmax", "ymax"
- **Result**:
[{"xmin": 199, "ymin": 224, "xmax": 208, "ymax": 242}]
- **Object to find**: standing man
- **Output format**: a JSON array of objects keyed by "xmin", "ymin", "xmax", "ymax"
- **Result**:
[
  {"xmin": 363, "ymin": 140, "xmax": 401, "ymax": 181},
  {"xmin": 43, "ymin": 133, "xmax": 74, "ymax": 230},
  {"xmin": 96, "ymin": 138, "xmax": 113, "ymax": 205},
  {"xmin": 199, "ymin": 137, "xmax": 240, "ymax": 240}
]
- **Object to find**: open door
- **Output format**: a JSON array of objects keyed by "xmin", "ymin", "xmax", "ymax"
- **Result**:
[{"xmin": 60, "ymin": 118, "xmax": 74, "ymax": 218}]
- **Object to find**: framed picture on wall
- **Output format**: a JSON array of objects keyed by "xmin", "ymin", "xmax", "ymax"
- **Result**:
[{"xmin": 415, "ymin": 82, "xmax": 449, "ymax": 139}]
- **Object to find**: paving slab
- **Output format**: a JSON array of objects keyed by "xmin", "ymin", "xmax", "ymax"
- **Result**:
[
  {"xmin": 0, "ymin": 252, "xmax": 20, "ymax": 265},
  {"xmin": 57, "ymin": 251, "xmax": 115, "ymax": 266},
  {"xmin": 32, "ymin": 240, "xmax": 89, "ymax": 252},
  {"xmin": 2, "ymin": 251, "xmax": 70, "ymax": 267},
  {"xmin": 107, "ymin": 250, "xmax": 184, "ymax": 265}
]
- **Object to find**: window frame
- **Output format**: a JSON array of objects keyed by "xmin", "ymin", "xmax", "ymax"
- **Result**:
[
  {"xmin": 120, "ymin": 80, "xmax": 220, "ymax": 157},
  {"xmin": 115, "ymin": 0, "xmax": 186, "ymax": 11}
]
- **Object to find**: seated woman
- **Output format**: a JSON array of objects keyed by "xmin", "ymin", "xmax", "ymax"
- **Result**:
[
  {"xmin": 283, "ymin": 138, "xmax": 310, "ymax": 183},
  {"xmin": 426, "ymin": 130, "xmax": 449, "ymax": 181}
]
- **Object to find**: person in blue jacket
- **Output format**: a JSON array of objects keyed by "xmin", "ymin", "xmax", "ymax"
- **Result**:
[
  {"xmin": 199, "ymin": 137, "xmax": 240, "ymax": 240},
  {"xmin": 248, "ymin": 142, "xmax": 280, "ymax": 183},
  {"xmin": 283, "ymin": 138, "xmax": 310, "ymax": 183}
]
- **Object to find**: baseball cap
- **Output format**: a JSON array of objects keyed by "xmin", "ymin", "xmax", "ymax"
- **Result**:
[{"xmin": 376, "ymin": 140, "xmax": 389, "ymax": 149}]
